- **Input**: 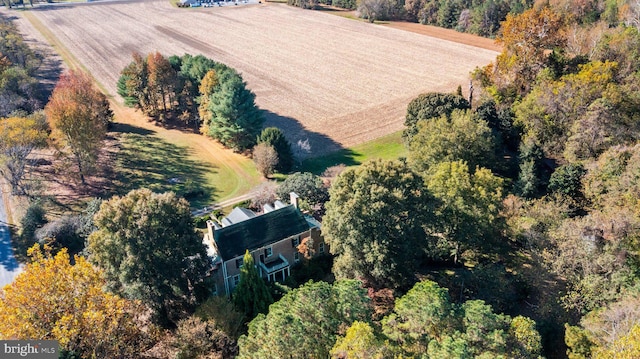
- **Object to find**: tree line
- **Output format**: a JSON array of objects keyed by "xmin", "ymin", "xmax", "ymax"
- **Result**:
[{"xmin": 117, "ymin": 52, "xmax": 264, "ymax": 152}]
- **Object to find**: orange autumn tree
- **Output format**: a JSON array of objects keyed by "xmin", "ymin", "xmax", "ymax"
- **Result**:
[
  {"xmin": 488, "ymin": 6, "xmax": 566, "ymax": 100},
  {"xmin": 0, "ymin": 245, "xmax": 151, "ymax": 357},
  {"xmin": 45, "ymin": 70, "xmax": 112, "ymax": 184}
]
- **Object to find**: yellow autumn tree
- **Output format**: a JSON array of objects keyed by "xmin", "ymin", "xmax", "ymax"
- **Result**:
[
  {"xmin": 593, "ymin": 324, "xmax": 640, "ymax": 359},
  {"xmin": 0, "ymin": 245, "xmax": 151, "ymax": 357},
  {"xmin": 0, "ymin": 114, "xmax": 48, "ymax": 194},
  {"xmin": 198, "ymin": 68, "xmax": 219, "ymax": 130}
]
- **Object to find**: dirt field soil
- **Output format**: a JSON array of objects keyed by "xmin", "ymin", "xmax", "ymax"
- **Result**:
[{"xmin": 17, "ymin": 0, "xmax": 498, "ymax": 156}]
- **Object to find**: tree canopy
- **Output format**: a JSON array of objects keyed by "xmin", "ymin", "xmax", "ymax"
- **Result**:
[
  {"xmin": 382, "ymin": 280, "xmax": 542, "ymax": 358},
  {"xmin": 237, "ymin": 280, "xmax": 371, "ymax": 359},
  {"xmin": 0, "ymin": 113, "xmax": 48, "ymax": 194},
  {"xmin": 87, "ymin": 189, "xmax": 211, "ymax": 325},
  {"xmin": 232, "ymin": 250, "xmax": 273, "ymax": 320},
  {"xmin": 0, "ymin": 245, "xmax": 150, "ymax": 357},
  {"xmin": 323, "ymin": 159, "xmax": 436, "ymax": 288},
  {"xmin": 408, "ymin": 109, "xmax": 497, "ymax": 174},
  {"xmin": 424, "ymin": 160, "xmax": 504, "ymax": 263},
  {"xmin": 202, "ymin": 66, "xmax": 264, "ymax": 151},
  {"xmin": 0, "ymin": 16, "xmax": 41, "ymax": 117},
  {"xmin": 276, "ymin": 171, "xmax": 329, "ymax": 209},
  {"xmin": 258, "ymin": 127, "xmax": 294, "ymax": 173},
  {"xmin": 403, "ymin": 92, "xmax": 469, "ymax": 141},
  {"xmin": 46, "ymin": 70, "xmax": 112, "ymax": 184}
]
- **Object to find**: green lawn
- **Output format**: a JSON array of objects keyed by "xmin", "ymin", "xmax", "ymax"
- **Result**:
[
  {"xmin": 112, "ymin": 124, "xmax": 260, "ymax": 208},
  {"xmin": 300, "ymin": 131, "xmax": 407, "ymax": 174}
]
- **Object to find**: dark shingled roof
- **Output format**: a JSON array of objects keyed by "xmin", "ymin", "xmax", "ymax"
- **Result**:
[{"xmin": 213, "ymin": 205, "xmax": 310, "ymax": 260}]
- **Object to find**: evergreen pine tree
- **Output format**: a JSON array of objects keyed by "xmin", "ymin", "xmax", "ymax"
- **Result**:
[
  {"xmin": 206, "ymin": 69, "xmax": 264, "ymax": 151},
  {"xmin": 232, "ymin": 250, "xmax": 273, "ymax": 320},
  {"xmin": 515, "ymin": 139, "xmax": 547, "ymax": 198}
]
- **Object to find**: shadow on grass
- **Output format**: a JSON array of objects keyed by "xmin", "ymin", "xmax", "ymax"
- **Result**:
[
  {"xmin": 299, "ymin": 149, "xmax": 360, "ymax": 175},
  {"xmin": 114, "ymin": 129, "xmax": 216, "ymax": 206},
  {"xmin": 262, "ymin": 109, "xmax": 358, "ymax": 174},
  {"xmin": 111, "ymin": 122, "xmax": 155, "ymax": 136}
]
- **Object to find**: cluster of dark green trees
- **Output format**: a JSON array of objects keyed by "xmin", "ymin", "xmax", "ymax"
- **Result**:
[
  {"xmin": 117, "ymin": 52, "xmax": 264, "ymax": 151},
  {"xmin": 236, "ymin": 278, "xmax": 543, "ymax": 358}
]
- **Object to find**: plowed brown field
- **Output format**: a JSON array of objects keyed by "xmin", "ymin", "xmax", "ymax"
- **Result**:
[{"xmin": 20, "ymin": 0, "xmax": 498, "ymax": 155}]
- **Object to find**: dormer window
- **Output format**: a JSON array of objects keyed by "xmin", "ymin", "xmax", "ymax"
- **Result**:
[{"xmin": 265, "ymin": 247, "xmax": 273, "ymax": 257}]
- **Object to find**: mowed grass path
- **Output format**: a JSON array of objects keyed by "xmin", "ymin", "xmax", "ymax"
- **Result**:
[{"xmin": 20, "ymin": 11, "xmax": 262, "ymax": 206}]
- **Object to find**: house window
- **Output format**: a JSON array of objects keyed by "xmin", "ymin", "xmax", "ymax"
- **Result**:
[
  {"xmin": 211, "ymin": 283, "xmax": 218, "ymax": 296},
  {"xmin": 235, "ymin": 258, "xmax": 243, "ymax": 269},
  {"xmin": 294, "ymin": 252, "xmax": 300, "ymax": 262},
  {"xmin": 265, "ymin": 247, "xmax": 273, "ymax": 257},
  {"xmin": 318, "ymin": 242, "xmax": 325, "ymax": 254},
  {"xmin": 292, "ymin": 236, "xmax": 300, "ymax": 248},
  {"xmin": 233, "ymin": 275, "xmax": 240, "ymax": 286}
]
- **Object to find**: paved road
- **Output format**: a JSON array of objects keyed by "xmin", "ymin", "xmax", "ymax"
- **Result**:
[{"xmin": 0, "ymin": 191, "xmax": 22, "ymax": 288}]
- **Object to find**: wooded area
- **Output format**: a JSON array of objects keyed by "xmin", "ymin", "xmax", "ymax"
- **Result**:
[{"xmin": 2, "ymin": 0, "xmax": 640, "ymax": 357}]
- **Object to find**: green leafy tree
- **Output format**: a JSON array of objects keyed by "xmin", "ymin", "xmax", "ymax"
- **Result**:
[
  {"xmin": 0, "ymin": 17, "xmax": 41, "ymax": 117},
  {"xmin": 323, "ymin": 159, "xmax": 436, "ymax": 288},
  {"xmin": 258, "ymin": 127, "xmax": 294, "ymax": 173},
  {"xmin": 565, "ymin": 324, "xmax": 595, "ymax": 359},
  {"xmin": 87, "ymin": 189, "xmax": 211, "ymax": 325},
  {"xmin": 330, "ymin": 321, "xmax": 389, "ymax": 359},
  {"xmin": 475, "ymin": 99, "xmax": 520, "ymax": 151},
  {"xmin": 461, "ymin": 300, "xmax": 511, "ymax": 356},
  {"xmin": 276, "ymin": 172, "xmax": 328, "ymax": 208},
  {"xmin": 425, "ymin": 161, "xmax": 504, "ymax": 263},
  {"xmin": 232, "ymin": 250, "xmax": 273, "ymax": 320},
  {"xmin": 237, "ymin": 280, "xmax": 371, "ymax": 359},
  {"xmin": 17, "ymin": 200, "xmax": 46, "ymax": 259},
  {"xmin": 383, "ymin": 280, "xmax": 542, "ymax": 358},
  {"xmin": 408, "ymin": 109, "xmax": 497, "ymax": 174},
  {"xmin": 515, "ymin": 138, "xmax": 547, "ymax": 198},
  {"xmin": 509, "ymin": 316, "xmax": 543, "ymax": 358},
  {"xmin": 35, "ymin": 215, "xmax": 84, "ymax": 256},
  {"xmin": 427, "ymin": 335, "xmax": 472, "ymax": 359},
  {"xmin": 203, "ymin": 68, "xmax": 264, "ymax": 151},
  {"xmin": 404, "ymin": 92, "xmax": 470, "ymax": 141},
  {"xmin": 548, "ymin": 163, "xmax": 586, "ymax": 200},
  {"xmin": 514, "ymin": 61, "xmax": 620, "ymax": 159},
  {"xmin": 382, "ymin": 280, "xmax": 455, "ymax": 355}
]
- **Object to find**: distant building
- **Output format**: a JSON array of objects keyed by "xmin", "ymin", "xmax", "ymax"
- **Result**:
[{"xmin": 203, "ymin": 193, "xmax": 325, "ymax": 296}]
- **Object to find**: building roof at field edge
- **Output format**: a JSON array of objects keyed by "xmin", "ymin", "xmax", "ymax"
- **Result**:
[{"xmin": 213, "ymin": 205, "xmax": 310, "ymax": 260}]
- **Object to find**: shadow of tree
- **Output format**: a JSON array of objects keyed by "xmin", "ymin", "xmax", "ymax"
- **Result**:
[
  {"xmin": 113, "ymin": 131, "xmax": 217, "ymax": 206},
  {"xmin": 262, "ymin": 109, "xmax": 358, "ymax": 173}
]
